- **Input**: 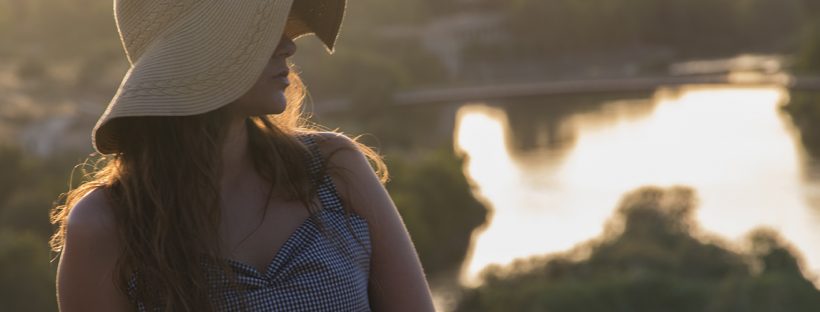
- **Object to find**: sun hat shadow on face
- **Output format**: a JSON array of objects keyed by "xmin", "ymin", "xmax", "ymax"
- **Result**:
[{"xmin": 92, "ymin": 0, "xmax": 346, "ymax": 155}]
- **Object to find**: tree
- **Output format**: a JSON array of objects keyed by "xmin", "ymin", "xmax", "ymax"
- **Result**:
[
  {"xmin": 387, "ymin": 146, "xmax": 489, "ymax": 276},
  {"xmin": 0, "ymin": 229, "xmax": 57, "ymax": 312},
  {"xmin": 454, "ymin": 186, "xmax": 820, "ymax": 312}
]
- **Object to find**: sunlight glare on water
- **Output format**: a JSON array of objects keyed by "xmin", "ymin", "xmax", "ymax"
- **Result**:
[{"xmin": 454, "ymin": 86, "xmax": 820, "ymax": 288}]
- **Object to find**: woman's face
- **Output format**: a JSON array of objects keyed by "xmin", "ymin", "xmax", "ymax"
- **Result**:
[{"xmin": 229, "ymin": 33, "xmax": 297, "ymax": 117}]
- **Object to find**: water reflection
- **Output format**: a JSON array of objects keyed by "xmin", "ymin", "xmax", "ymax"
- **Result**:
[
  {"xmin": 454, "ymin": 86, "xmax": 820, "ymax": 287},
  {"xmin": 503, "ymin": 92, "xmax": 656, "ymax": 155}
]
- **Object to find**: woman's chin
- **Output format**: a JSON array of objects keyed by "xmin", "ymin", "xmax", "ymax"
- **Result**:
[
  {"xmin": 272, "ymin": 98, "xmax": 287, "ymax": 113},
  {"xmin": 271, "ymin": 93, "xmax": 288, "ymax": 112},
  {"xmin": 243, "ymin": 101, "xmax": 286, "ymax": 117},
  {"xmin": 260, "ymin": 106, "xmax": 286, "ymax": 116},
  {"xmin": 259, "ymin": 94, "xmax": 287, "ymax": 114},
  {"xmin": 270, "ymin": 105, "xmax": 286, "ymax": 115}
]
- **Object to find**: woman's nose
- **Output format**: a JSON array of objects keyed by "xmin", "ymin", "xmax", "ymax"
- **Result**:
[{"xmin": 274, "ymin": 36, "xmax": 297, "ymax": 58}]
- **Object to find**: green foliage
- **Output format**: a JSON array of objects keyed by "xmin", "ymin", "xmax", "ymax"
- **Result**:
[
  {"xmin": 0, "ymin": 229, "xmax": 57, "ymax": 312},
  {"xmin": 386, "ymin": 145, "xmax": 488, "ymax": 276},
  {"xmin": 455, "ymin": 186, "xmax": 820, "ymax": 312},
  {"xmin": 0, "ymin": 145, "xmax": 25, "ymax": 204},
  {"xmin": 3, "ymin": 0, "xmax": 814, "ymax": 107},
  {"xmin": 0, "ymin": 0, "xmax": 119, "ymax": 62},
  {"xmin": 0, "ymin": 146, "xmax": 80, "ymax": 237},
  {"xmin": 782, "ymin": 92, "xmax": 820, "ymax": 158},
  {"xmin": 0, "ymin": 146, "xmax": 94, "ymax": 311},
  {"xmin": 73, "ymin": 49, "xmax": 123, "ymax": 95},
  {"xmin": 348, "ymin": 0, "xmax": 483, "ymax": 26},
  {"xmin": 15, "ymin": 57, "xmax": 48, "ymax": 82},
  {"xmin": 0, "ymin": 1, "xmax": 11, "ymax": 37},
  {"xmin": 802, "ymin": 0, "xmax": 820, "ymax": 16},
  {"xmin": 483, "ymin": 0, "xmax": 803, "ymax": 61},
  {"xmin": 297, "ymin": 39, "xmax": 448, "ymax": 107},
  {"xmin": 796, "ymin": 21, "xmax": 820, "ymax": 73},
  {"xmin": 346, "ymin": 0, "xmax": 429, "ymax": 26}
]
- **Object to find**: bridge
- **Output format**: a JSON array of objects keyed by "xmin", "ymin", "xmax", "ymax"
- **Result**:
[{"xmin": 311, "ymin": 74, "xmax": 820, "ymax": 114}]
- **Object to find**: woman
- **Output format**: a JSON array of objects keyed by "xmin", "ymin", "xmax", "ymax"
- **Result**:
[{"xmin": 49, "ymin": 0, "xmax": 436, "ymax": 311}]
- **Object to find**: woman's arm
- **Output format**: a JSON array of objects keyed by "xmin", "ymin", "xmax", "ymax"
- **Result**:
[
  {"xmin": 56, "ymin": 188, "xmax": 132, "ymax": 312},
  {"xmin": 314, "ymin": 132, "xmax": 436, "ymax": 312}
]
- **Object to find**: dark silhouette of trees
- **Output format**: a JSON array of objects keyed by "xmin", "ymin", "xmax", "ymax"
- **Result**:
[
  {"xmin": 0, "ymin": 146, "xmax": 80, "ymax": 311},
  {"xmin": 796, "ymin": 0, "xmax": 820, "ymax": 73},
  {"xmin": 455, "ymin": 186, "xmax": 820, "ymax": 312},
  {"xmin": 0, "ymin": 229, "xmax": 57, "ymax": 312},
  {"xmin": 387, "ymin": 145, "xmax": 489, "ymax": 276}
]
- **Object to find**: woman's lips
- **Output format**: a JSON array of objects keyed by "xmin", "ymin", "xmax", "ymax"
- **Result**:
[
  {"xmin": 273, "ymin": 69, "xmax": 289, "ymax": 78},
  {"xmin": 272, "ymin": 69, "xmax": 290, "ymax": 85}
]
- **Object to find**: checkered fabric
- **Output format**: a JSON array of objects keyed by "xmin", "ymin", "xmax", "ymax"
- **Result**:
[{"xmin": 127, "ymin": 132, "xmax": 372, "ymax": 311}]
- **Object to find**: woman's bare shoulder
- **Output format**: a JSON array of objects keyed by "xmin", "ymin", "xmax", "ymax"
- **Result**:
[
  {"xmin": 308, "ymin": 131, "xmax": 367, "ymax": 164},
  {"xmin": 309, "ymin": 131, "xmax": 355, "ymax": 148},
  {"xmin": 58, "ymin": 187, "xmax": 131, "ymax": 311},
  {"xmin": 66, "ymin": 187, "xmax": 116, "ymax": 232},
  {"xmin": 309, "ymin": 131, "xmax": 379, "ymax": 216}
]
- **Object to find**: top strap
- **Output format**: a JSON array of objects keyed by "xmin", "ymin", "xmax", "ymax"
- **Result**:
[
  {"xmin": 296, "ymin": 133, "xmax": 321, "ymax": 177},
  {"xmin": 296, "ymin": 133, "xmax": 346, "ymax": 214}
]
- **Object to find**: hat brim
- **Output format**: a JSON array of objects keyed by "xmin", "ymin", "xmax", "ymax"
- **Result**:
[
  {"xmin": 92, "ymin": 0, "xmax": 345, "ymax": 154},
  {"xmin": 287, "ymin": 0, "xmax": 346, "ymax": 54}
]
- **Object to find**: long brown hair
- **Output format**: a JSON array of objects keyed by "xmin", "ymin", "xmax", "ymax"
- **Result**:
[{"xmin": 48, "ymin": 69, "xmax": 388, "ymax": 311}]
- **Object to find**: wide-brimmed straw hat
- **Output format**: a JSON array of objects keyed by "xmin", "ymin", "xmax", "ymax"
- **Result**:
[{"xmin": 92, "ymin": 0, "xmax": 346, "ymax": 154}]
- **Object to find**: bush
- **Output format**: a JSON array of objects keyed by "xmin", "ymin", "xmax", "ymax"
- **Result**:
[
  {"xmin": 455, "ymin": 186, "xmax": 820, "ymax": 312},
  {"xmin": 0, "ymin": 229, "xmax": 57, "ymax": 312},
  {"xmin": 387, "ymin": 145, "xmax": 489, "ymax": 276}
]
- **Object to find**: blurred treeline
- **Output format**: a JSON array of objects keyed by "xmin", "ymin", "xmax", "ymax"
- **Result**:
[
  {"xmin": 495, "ymin": 0, "xmax": 808, "ymax": 58},
  {"xmin": 0, "ymin": 146, "xmax": 82, "ymax": 311},
  {"xmin": 2, "ymin": 0, "xmax": 820, "ymax": 101},
  {"xmin": 783, "ymin": 91, "xmax": 820, "ymax": 159},
  {"xmin": 783, "ymin": 1, "xmax": 820, "ymax": 159},
  {"xmin": 795, "ymin": 0, "xmax": 820, "ymax": 73},
  {"xmin": 455, "ymin": 186, "xmax": 820, "ymax": 312},
  {"xmin": 315, "ymin": 0, "xmax": 820, "ymax": 94}
]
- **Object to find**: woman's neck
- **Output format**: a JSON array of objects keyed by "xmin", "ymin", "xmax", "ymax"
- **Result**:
[{"xmin": 220, "ymin": 116, "xmax": 253, "ymax": 192}]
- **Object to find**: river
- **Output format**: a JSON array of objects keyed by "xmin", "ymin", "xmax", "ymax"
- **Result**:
[{"xmin": 453, "ymin": 85, "xmax": 820, "ymax": 289}]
